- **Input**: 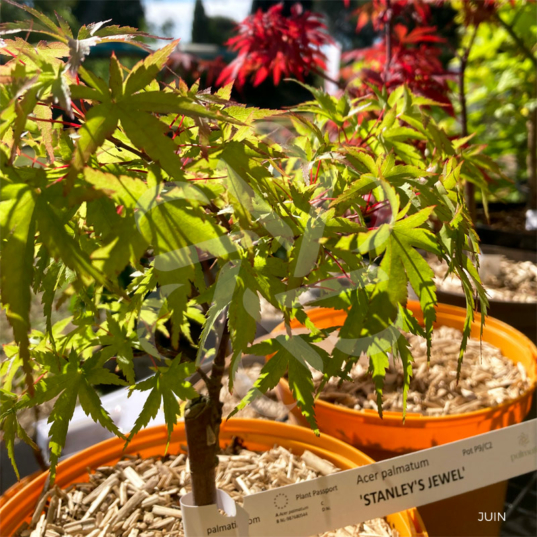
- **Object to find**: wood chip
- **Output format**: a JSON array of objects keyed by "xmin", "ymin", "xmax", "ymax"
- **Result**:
[
  {"xmin": 123, "ymin": 467, "xmax": 145, "ymax": 489},
  {"xmin": 152, "ymin": 505, "xmax": 182, "ymax": 519},
  {"xmin": 301, "ymin": 450, "xmax": 339, "ymax": 476}
]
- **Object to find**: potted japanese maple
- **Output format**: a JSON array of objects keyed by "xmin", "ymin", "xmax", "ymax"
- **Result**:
[{"xmin": 0, "ymin": 1, "xmax": 504, "ymax": 536}]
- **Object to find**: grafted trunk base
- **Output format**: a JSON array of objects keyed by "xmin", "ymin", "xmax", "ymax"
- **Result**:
[{"xmin": 184, "ymin": 397, "xmax": 219, "ymax": 506}]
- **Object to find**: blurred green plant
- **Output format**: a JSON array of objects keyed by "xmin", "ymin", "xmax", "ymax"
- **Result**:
[{"xmin": 446, "ymin": 0, "xmax": 537, "ymax": 206}]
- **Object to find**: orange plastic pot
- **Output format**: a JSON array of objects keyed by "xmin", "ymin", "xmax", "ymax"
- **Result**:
[
  {"xmin": 277, "ymin": 302, "xmax": 537, "ymax": 453},
  {"xmin": 0, "ymin": 470, "xmax": 42, "ymax": 509},
  {"xmin": 276, "ymin": 302, "xmax": 537, "ymax": 536},
  {"xmin": 0, "ymin": 419, "xmax": 427, "ymax": 537}
]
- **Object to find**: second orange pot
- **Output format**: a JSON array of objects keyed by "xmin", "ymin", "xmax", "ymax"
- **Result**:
[
  {"xmin": 275, "ymin": 302, "xmax": 537, "ymax": 536},
  {"xmin": 277, "ymin": 302, "xmax": 536, "ymax": 454}
]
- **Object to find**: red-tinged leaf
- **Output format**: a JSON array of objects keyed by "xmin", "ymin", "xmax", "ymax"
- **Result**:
[
  {"xmin": 67, "ymin": 103, "xmax": 119, "ymax": 187},
  {"xmin": 1, "ymin": 0, "xmax": 64, "ymax": 40},
  {"xmin": 124, "ymin": 40, "xmax": 179, "ymax": 96}
]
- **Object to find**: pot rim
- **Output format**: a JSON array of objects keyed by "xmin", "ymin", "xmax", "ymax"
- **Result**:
[{"xmin": 435, "ymin": 286, "xmax": 537, "ymax": 308}]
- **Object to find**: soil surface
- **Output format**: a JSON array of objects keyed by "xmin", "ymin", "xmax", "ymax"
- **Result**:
[
  {"xmin": 16, "ymin": 447, "xmax": 399, "ymax": 537},
  {"xmin": 428, "ymin": 254, "xmax": 537, "ymax": 303},
  {"xmin": 316, "ymin": 326, "xmax": 531, "ymax": 416}
]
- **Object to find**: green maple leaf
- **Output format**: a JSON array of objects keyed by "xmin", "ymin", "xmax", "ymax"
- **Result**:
[
  {"xmin": 0, "ymin": 172, "xmax": 37, "ymax": 389},
  {"xmin": 1, "ymin": 389, "xmax": 38, "ymax": 480},
  {"xmin": 46, "ymin": 352, "xmax": 126, "ymax": 479},
  {"xmin": 379, "ymin": 206, "xmax": 439, "ymax": 357},
  {"xmin": 231, "ymin": 335, "xmax": 326, "ymax": 432},
  {"xmin": 127, "ymin": 357, "xmax": 197, "ymax": 447},
  {"xmin": 228, "ymin": 264, "xmax": 261, "ymax": 389},
  {"xmin": 0, "ymin": 350, "xmax": 126, "ymax": 481},
  {"xmin": 98, "ymin": 313, "xmax": 136, "ymax": 384}
]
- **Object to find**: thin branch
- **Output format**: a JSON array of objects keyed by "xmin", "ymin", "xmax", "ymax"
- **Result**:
[
  {"xmin": 494, "ymin": 11, "xmax": 537, "ymax": 68},
  {"xmin": 108, "ymin": 135, "xmax": 151, "ymax": 162},
  {"xmin": 196, "ymin": 366, "xmax": 211, "ymax": 389},
  {"xmin": 310, "ymin": 66, "xmax": 345, "ymax": 90},
  {"xmin": 459, "ymin": 25, "xmax": 479, "ymax": 222}
]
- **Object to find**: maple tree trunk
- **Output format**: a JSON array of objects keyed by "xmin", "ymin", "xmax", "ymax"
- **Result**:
[{"xmin": 184, "ymin": 320, "xmax": 230, "ymax": 506}]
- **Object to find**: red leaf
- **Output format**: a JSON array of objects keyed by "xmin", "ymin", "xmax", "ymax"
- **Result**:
[{"xmin": 220, "ymin": 3, "xmax": 333, "ymax": 88}]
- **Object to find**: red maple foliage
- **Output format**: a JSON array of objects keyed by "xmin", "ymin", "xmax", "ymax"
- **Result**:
[
  {"xmin": 457, "ymin": 0, "xmax": 514, "ymax": 25},
  {"xmin": 353, "ymin": 0, "xmax": 433, "ymax": 31},
  {"xmin": 343, "ymin": 0, "xmax": 454, "ymax": 114},
  {"xmin": 217, "ymin": 2, "xmax": 333, "ymax": 88}
]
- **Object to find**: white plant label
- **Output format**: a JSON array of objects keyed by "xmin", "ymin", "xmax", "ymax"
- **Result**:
[
  {"xmin": 181, "ymin": 490, "xmax": 250, "ymax": 536},
  {"xmin": 181, "ymin": 419, "xmax": 537, "ymax": 537}
]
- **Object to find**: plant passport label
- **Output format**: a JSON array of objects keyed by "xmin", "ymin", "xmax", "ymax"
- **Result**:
[{"xmin": 181, "ymin": 419, "xmax": 537, "ymax": 537}]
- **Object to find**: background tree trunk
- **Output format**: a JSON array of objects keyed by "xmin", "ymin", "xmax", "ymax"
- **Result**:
[
  {"xmin": 527, "ymin": 76, "xmax": 537, "ymax": 211},
  {"xmin": 459, "ymin": 26, "xmax": 479, "ymax": 223}
]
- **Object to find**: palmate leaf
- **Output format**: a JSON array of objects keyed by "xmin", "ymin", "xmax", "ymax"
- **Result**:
[
  {"xmin": 154, "ymin": 267, "xmax": 193, "ymax": 348},
  {"xmin": 228, "ymin": 264, "xmax": 261, "ymax": 388},
  {"xmin": 0, "ymin": 352, "xmax": 126, "ymax": 481},
  {"xmin": 67, "ymin": 103, "xmax": 119, "ymax": 188},
  {"xmin": 0, "ymin": 1, "xmax": 64, "ymax": 41},
  {"xmin": 0, "ymin": 390, "xmax": 38, "ymax": 479},
  {"xmin": 127, "ymin": 357, "xmax": 197, "ymax": 447},
  {"xmin": 229, "ymin": 340, "xmax": 288, "ymax": 417},
  {"xmin": 380, "ymin": 206, "xmax": 439, "ymax": 358},
  {"xmin": 0, "ymin": 168, "xmax": 37, "ymax": 390},
  {"xmin": 0, "ymin": 2, "xmax": 168, "ymax": 63},
  {"xmin": 231, "ymin": 335, "xmax": 324, "ymax": 432},
  {"xmin": 98, "ymin": 313, "xmax": 136, "ymax": 384},
  {"xmin": 65, "ymin": 41, "xmax": 236, "ymax": 186},
  {"xmin": 46, "ymin": 353, "xmax": 126, "ymax": 479}
]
